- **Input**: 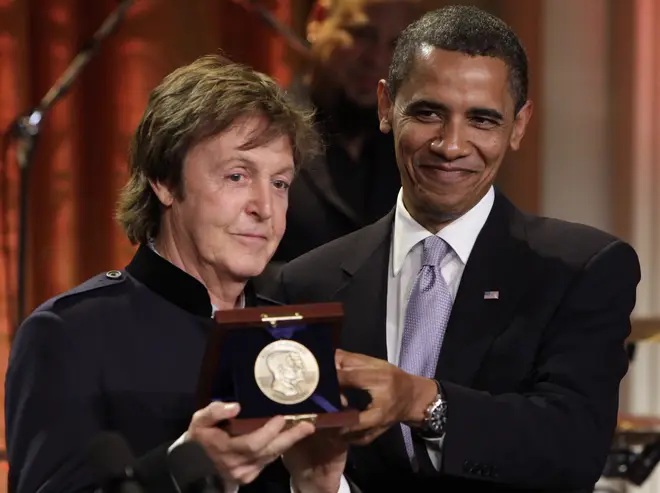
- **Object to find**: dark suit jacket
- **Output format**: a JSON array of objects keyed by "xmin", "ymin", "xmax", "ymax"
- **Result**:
[
  {"xmin": 5, "ymin": 245, "xmax": 291, "ymax": 493},
  {"xmin": 275, "ymin": 190, "xmax": 641, "ymax": 492}
]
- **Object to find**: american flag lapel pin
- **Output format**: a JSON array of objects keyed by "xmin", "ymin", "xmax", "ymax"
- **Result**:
[{"xmin": 484, "ymin": 291, "xmax": 499, "ymax": 300}]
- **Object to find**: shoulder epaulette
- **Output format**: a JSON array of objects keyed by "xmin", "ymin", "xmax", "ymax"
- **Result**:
[{"xmin": 49, "ymin": 270, "xmax": 128, "ymax": 307}]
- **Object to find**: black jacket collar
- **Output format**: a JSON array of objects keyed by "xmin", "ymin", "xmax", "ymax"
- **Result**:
[{"xmin": 125, "ymin": 244, "xmax": 279, "ymax": 317}]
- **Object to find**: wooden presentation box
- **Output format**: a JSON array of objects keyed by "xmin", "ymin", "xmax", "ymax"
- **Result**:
[{"xmin": 197, "ymin": 302, "xmax": 358, "ymax": 435}]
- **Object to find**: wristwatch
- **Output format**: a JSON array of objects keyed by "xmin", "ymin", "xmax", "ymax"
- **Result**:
[{"xmin": 418, "ymin": 380, "xmax": 448, "ymax": 439}]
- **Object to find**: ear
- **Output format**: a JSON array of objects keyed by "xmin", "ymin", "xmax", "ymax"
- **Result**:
[
  {"xmin": 377, "ymin": 79, "xmax": 393, "ymax": 133},
  {"xmin": 149, "ymin": 180, "xmax": 175, "ymax": 207},
  {"xmin": 509, "ymin": 100, "xmax": 533, "ymax": 151}
]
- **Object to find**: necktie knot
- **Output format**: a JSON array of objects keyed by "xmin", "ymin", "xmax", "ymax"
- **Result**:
[{"xmin": 422, "ymin": 235, "xmax": 450, "ymax": 267}]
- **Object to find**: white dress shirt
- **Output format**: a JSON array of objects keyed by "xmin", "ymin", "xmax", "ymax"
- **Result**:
[{"xmin": 386, "ymin": 186, "xmax": 494, "ymax": 469}]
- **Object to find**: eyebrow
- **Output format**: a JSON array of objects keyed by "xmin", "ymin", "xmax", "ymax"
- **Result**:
[
  {"xmin": 221, "ymin": 156, "xmax": 255, "ymax": 169},
  {"xmin": 224, "ymin": 156, "xmax": 294, "ymax": 176},
  {"xmin": 406, "ymin": 99, "xmax": 505, "ymax": 121},
  {"xmin": 274, "ymin": 163, "xmax": 295, "ymax": 176}
]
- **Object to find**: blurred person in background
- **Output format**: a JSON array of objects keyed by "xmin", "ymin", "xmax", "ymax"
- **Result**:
[{"xmin": 272, "ymin": 0, "xmax": 421, "ymax": 263}]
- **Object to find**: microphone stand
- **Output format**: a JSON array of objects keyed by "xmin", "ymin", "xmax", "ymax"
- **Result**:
[
  {"xmin": 230, "ymin": 0, "xmax": 314, "ymax": 61},
  {"xmin": 2, "ymin": 0, "xmax": 136, "ymax": 334}
]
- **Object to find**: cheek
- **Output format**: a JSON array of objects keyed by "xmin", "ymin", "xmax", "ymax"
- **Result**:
[
  {"xmin": 272, "ymin": 195, "xmax": 289, "ymax": 238},
  {"xmin": 195, "ymin": 190, "xmax": 244, "ymax": 230},
  {"xmin": 396, "ymin": 124, "xmax": 433, "ymax": 164},
  {"xmin": 475, "ymin": 136, "xmax": 507, "ymax": 170}
]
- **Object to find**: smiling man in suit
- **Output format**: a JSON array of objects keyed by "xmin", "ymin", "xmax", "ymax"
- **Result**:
[{"xmin": 275, "ymin": 5, "xmax": 642, "ymax": 492}]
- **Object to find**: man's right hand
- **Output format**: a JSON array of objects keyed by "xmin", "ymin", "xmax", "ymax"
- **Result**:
[{"xmin": 186, "ymin": 401, "xmax": 316, "ymax": 487}]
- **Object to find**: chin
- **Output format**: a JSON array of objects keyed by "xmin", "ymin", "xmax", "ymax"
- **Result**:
[
  {"xmin": 410, "ymin": 189, "xmax": 462, "ymax": 218},
  {"xmin": 230, "ymin": 254, "xmax": 270, "ymax": 279},
  {"xmin": 232, "ymin": 264, "xmax": 267, "ymax": 280}
]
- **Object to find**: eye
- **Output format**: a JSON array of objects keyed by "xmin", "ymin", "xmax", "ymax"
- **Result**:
[
  {"xmin": 227, "ymin": 173, "xmax": 245, "ymax": 182},
  {"xmin": 272, "ymin": 179, "xmax": 290, "ymax": 190},
  {"xmin": 415, "ymin": 110, "xmax": 442, "ymax": 122},
  {"xmin": 470, "ymin": 117, "xmax": 499, "ymax": 129}
]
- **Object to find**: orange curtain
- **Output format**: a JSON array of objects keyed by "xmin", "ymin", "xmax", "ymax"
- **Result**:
[{"xmin": 0, "ymin": 0, "xmax": 292, "ymax": 485}]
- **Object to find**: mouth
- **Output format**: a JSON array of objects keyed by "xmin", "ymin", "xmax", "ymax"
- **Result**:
[
  {"xmin": 233, "ymin": 233, "xmax": 268, "ymax": 244},
  {"xmin": 419, "ymin": 162, "xmax": 474, "ymax": 173},
  {"xmin": 417, "ymin": 163, "xmax": 475, "ymax": 184}
]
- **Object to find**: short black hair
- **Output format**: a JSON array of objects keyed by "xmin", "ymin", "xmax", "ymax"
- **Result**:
[{"xmin": 388, "ymin": 5, "xmax": 528, "ymax": 114}]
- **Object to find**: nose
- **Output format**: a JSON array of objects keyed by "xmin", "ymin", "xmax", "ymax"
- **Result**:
[
  {"xmin": 430, "ymin": 120, "xmax": 471, "ymax": 161},
  {"xmin": 246, "ymin": 179, "xmax": 273, "ymax": 220}
]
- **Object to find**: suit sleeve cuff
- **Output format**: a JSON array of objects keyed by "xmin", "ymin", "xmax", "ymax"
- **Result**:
[
  {"xmin": 168, "ymin": 432, "xmax": 188, "ymax": 453},
  {"xmin": 290, "ymin": 474, "xmax": 351, "ymax": 493},
  {"xmin": 338, "ymin": 475, "xmax": 351, "ymax": 493},
  {"xmin": 167, "ymin": 432, "xmax": 238, "ymax": 493},
  {"xmin": 425, "ymin": 436, "xmax": 444, "ymax": 470}
]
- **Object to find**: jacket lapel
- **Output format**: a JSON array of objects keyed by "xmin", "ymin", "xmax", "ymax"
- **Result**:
[
  {"xmin": 334, "ymin": 211, "xmax": 393, "ymax": 360},
  {"xmin": 334, "ymin": 210, "xmax": 413, "ymax": 470},
  {"xmin": 299, "ymin": 158, "xmax": 362, "ymax": 227},
  {"xmin": 249, "ymin": 276, "xmax": 285, "ymax": 308},
  {"xmin": 434, "ymin": 191, "xmax": 534, "ymax": 386}
]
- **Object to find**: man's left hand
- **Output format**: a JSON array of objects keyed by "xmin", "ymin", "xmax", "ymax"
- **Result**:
[
  {"xmin": 282, "ymin": 428, "xmax": 348, "ymax": 493},
  {"xmin": 336, "ymin": 349, "xmax": 437, "ymax": 446}
]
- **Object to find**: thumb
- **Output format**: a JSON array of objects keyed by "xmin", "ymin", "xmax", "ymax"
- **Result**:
[{"xmin": 191, "ymin": 401, "xmax": 240, "ymax": 428}]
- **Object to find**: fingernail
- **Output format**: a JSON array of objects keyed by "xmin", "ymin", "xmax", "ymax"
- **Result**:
[{"xmin": 224, "ymin": 402, "xmax": 239, "ymax": 410}]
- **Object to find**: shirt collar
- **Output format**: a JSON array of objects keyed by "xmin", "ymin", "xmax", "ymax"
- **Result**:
[
  {"xmin": 391, "ymin": 186, "xmax": 495, "ymax": 276},
  {"xmin": 146, "ymin": 239, "xmax": 245, "ymax": 315}
]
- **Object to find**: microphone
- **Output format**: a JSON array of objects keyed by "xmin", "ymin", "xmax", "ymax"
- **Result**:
[
  {"xmin": 167, "ymin": 441, "xmax": 224, "ymax": 493},
  {"xmin": 229, "ymin": 0, "xmax": 313, "ymax": 61},
  {"xmin": 626, "ymin": 439, "xmax": 660, "ymax": 486},
  {"xmin": 87, "ymin": 432, "xmax": 145, "ymax": 493}
]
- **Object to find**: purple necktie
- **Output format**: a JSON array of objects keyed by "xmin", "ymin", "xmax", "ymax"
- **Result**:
[{"xmin": 399, "ymin": 235, "xmax": 453, "ymax": 466}]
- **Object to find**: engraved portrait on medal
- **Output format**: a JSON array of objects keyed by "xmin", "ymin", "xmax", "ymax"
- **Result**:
[{"xmin": 254, "ymin": 339, "xmax": 320, "ymax": 405}]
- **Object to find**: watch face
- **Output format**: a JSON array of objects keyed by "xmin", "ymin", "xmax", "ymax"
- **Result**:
[
  {"xmin": 429, "ymin": 412, "xmax": 444, "ymax": 433},
  {"xmin": 427, "ymin": 399, "xmax": 447, "ymax": 435}
]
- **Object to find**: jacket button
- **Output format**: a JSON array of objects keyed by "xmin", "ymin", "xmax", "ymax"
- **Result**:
[{"xmin": 106, "ymin": 270, "xmax": 122, "ymax": 279}]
